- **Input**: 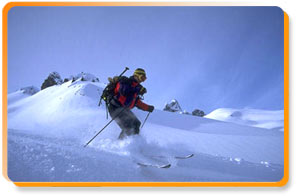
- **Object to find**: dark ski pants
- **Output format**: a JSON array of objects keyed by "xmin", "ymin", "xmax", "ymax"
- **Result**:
[{"xmin": 108, "ymin": 103, "xmax": 141, "ymax": 139}]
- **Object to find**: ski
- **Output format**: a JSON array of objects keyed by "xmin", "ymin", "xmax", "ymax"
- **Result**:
[
  {"xmin": 175, "ymin": 153, "xmax": 194, "ymax": 159},
  {"xmin": 152, "ymin": 153, "xmax": 194, "ymax": 160},
  {"xmin": 137, "ymin": 162, "xmax": 171, "ymax": 169},
  {"xmin": 136, "ymin": 154, "xmax": 193, "ymax": 169}
]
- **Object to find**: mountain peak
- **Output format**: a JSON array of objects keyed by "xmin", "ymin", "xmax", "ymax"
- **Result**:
[
  {"xmin": 163, "ymin": 99, "xmax": 183, "ymax": 112},
  {"xmin": 67, "ymin": 72, "xmax": 100, "ymax": 83},
  {"xmin": 19, "ymin": 86, "xmax": 39, "ymax": 95}
]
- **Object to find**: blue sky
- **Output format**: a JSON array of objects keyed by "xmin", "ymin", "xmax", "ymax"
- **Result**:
[{"xmin": 8, "ymin": 6, "xmax": 284, "ymax": 113}]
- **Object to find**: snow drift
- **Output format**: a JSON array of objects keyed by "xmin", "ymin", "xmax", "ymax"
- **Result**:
[{"xmin": 206, "ymin": 108, "xmax": 284, "ymax": 131}]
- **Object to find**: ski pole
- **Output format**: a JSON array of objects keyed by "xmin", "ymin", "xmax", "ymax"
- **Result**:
[
  {"xmin": 84, "ymin": 107, "xmax": 126, "ymax": 147},
  {"xmin": 141, "ymin": 112, "xmax": 151, "ymax": 129},
  {"xmin": 119, "ymin": 67, "xmax": 129, "ymax": 77}
]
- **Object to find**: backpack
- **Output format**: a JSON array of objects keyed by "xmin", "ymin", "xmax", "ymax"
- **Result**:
[{"xmin": 99, "ymin": 76, "xmax": 128, "ymax": 105}]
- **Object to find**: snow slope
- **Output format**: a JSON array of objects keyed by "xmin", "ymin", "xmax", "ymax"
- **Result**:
[
  {"xmin": 206, "ymin": 108, "xmax": 284, "ymax": 131},
  {"xmin": 7, "ymin": 79, "xmax": 285, "ymax": 182}
]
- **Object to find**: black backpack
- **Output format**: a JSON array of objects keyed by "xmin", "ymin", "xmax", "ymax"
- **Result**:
[{"xmin": 99, "ymin": 76, "xmax": 128, "ymax": 105}]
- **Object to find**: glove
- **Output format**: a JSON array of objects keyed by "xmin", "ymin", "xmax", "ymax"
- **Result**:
[
  {"xmin": 147, "ymin": 105, "xmax": 154, "ymax": 113},
  {"xmin": 139, "ymin": 87, "xmax": 147, "ymax": 95}
]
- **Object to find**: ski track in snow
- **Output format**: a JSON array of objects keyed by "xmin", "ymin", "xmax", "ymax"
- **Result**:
[{"xmin": 8, "ymin": 129, "xmax": 283, "ymax": 182}]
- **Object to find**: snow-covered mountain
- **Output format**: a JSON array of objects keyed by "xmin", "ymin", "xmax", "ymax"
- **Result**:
[
  {"xmin": 206, "ymin": 108, "xmax": 284, "ymax": 131},
  {"xmin": 67, "ymin": 72, "xmax": 100, "ymax": 83},
  {"xmin": 8, "ymin": 86, "xmax": 39, "ymax": 105},
  {"xmin": 7, "ymin": 78, "xmax": 285, "ymax": 182}
]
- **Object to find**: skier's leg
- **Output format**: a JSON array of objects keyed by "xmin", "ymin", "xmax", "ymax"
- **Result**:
[
  {"xmin": 116, "ymin": 109, "xmax": 141, "ymax": 138},
  {"xmin": 108, "ymin": 104, "xmax": 141, "ymax": 139},
  {"xmin": 118, "ymin": 130, "xmax": 127, "ymax": 139},
  {"xmin": 133, "ymin": 118, "xmax": 141, "ymax": 135},
  {"xmin": 107, "ymin": 104, "xmax": 129, "ymax": 139},
  {"xmin": 123, "ymin": 111, "xmax": 141, "ymax": 135}
]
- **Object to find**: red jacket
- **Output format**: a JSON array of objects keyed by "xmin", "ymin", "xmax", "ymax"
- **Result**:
[{"xmin": 113, "ymin": 76, "xmax": 149, "ymax": 111}]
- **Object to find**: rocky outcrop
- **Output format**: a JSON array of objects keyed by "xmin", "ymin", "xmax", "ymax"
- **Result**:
[{"xmin": 41, "ymin": 72, "xmax": 63, "ymax": 90}]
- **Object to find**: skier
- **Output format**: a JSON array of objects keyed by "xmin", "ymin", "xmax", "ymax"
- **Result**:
[{"xmin": 107, "ymin": 68, "xmax": 154, "ymax": 139}]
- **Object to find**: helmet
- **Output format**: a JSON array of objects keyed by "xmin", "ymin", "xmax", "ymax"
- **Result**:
[{"xmin": 133, "ymin": 68, "xmax": 146, "ymax": 78}]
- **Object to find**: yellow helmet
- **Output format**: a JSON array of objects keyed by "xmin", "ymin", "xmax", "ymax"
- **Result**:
[{"xmin": 133, "ymin": 68, "xmax": 146, "ymax": 78}]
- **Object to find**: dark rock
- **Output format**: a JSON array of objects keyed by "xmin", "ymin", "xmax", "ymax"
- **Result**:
[
  {"xmin": 41, "ymin": 72, "xmax": 63, "ymax": 90},
  {"xmin": 192, "ymin": 109, "xmax": 205, "ymax": 117}
]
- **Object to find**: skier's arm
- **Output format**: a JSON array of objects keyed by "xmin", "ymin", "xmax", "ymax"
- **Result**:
[{"xmin": 135, "ymin": 99, "xmax": 150, "ymax": 111}]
